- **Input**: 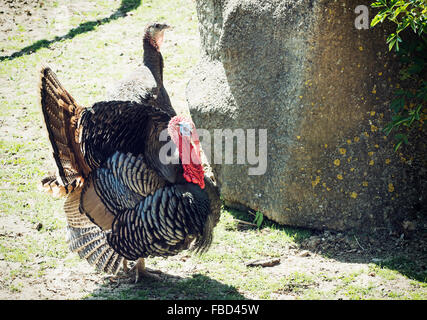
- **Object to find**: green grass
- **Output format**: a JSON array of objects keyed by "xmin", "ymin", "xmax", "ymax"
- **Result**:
[{"xmin": 376, "ymin": 257, "xmax": 427, "ymax": 283}]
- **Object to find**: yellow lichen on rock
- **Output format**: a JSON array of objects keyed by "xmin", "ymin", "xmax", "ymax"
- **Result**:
[{"xmin": 311, "ymin": 176, "xmax": 321, "ymax": 188}]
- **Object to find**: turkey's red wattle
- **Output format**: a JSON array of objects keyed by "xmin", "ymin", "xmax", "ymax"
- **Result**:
[
  {"xmin": 178, "ymin": 135, "xmax": 205, "ymax": 189},
  {"xmin": 168, "ymin": 116, "xmax": 205, "ymax": 189}
]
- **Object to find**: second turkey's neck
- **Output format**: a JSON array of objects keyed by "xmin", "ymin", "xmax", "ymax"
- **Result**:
[{"xmin": 143, "ymin": 38, "xmax": 164, "ymax": 85}]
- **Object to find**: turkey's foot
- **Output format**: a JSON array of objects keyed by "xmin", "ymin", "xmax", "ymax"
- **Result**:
[
  {"xmin": 145, "ymin": 267, "xmax": 163, "ymax": 274},
  {"xmin": 105, "ymin": 259, "xmax": 133, "ymax": 283},
  {"xmin": 129, "ymin": 258, "xmax": 162, "ymax": 283},
  {"xmin": 133, "ymin": 259, "xmax": 162, "ymax": 283}
]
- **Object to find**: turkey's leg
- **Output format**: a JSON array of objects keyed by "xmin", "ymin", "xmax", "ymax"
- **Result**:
[
  {"xmin": 123, "ymin": 259, "xmax": 129, "ymax": 273},
  {"xmin": 105, "ymin": 259, "xmax": 130, "ymax": 283},
  {"xmin": 131, "ymin": 258, "xmax": 161, "ymax": 283}
]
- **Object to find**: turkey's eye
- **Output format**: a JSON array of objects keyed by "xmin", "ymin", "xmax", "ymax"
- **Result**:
[{"xmin": 179, "ymin": 123, "xmax": 192, "ymax": 136}]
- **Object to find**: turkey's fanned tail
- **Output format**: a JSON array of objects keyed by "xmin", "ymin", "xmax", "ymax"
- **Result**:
[
  {"xmin": 64, "ymin": 187, "xmax": 124, "ymax": 274},
  {"xmin": 39, "ymin": 65, "xmax": 90, "ymax": 195}
]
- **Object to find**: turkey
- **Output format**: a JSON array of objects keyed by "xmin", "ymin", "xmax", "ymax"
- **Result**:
[
  {"xmin": 38, "ymin": 66, "xmax": 221, "ymax": 281},
  {"xmin": 107, "ymin": 22, "xmax": 176, "ymax": 117}
]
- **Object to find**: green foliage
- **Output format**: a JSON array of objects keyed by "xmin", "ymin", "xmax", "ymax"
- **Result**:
[
  {"xmin": 371, "ymin": 0, "xmax": 426, "ymax": 51},
  {"xmin": 253, "ymin": 211, "xmax": 264, "ymax": 228},
  {"xmin": 370, "ymin": 0, "xmax": 426, "ymax": 151},
  {"xmin": 383, "ymin": 40, "xmax": 427, "ymax": 151}
]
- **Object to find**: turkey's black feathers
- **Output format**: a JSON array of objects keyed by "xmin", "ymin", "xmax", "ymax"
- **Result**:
[
  {"xmin": 79, "ymin": 101, "xmax": 181, "ymax": 184},
  {"xmin": 40, "ymin": 65, "xmax": 221, "ymax": 276},
  {"xmin": 87, "ymin": 149, "xmax": 214, "ymax": 260}
]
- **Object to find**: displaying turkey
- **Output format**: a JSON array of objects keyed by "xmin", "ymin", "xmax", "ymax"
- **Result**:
[
  {"xmin": 107, "ymin": 22, "xmax": 176, "ymax": 117},
  {"xmin": 38, "ymin": 65, "xmax": 221, "ymax": 281}
]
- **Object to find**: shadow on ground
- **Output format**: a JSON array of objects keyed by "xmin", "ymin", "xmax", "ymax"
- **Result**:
[
  {"xmin": 227, "ymin": 206, "xmax": 427, "ymax": 283},
  {"xmin": 0, "ymin": 0, "xmax": 141, "ymax": 62},
  {"xmin": 87, "ymin": 272, "xmax": 246, "ymax": 300}
]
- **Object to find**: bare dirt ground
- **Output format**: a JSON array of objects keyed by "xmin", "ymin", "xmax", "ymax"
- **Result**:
[
  {"xmin": 1, "ymin": 210, "xmax": 426, "ymax": 300},
  {"xmin": 0, "ymin": 0, "xmax": 426, "ymax": 300}
]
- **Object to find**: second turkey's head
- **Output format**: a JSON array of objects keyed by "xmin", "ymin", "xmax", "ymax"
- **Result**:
[
  {"xmin": 168, "ymin": 116, "xmax": 205, "ymax": 189},
  {"xmin": 144, "ymin": 22, "xmax": 171, "ymax": 51}
]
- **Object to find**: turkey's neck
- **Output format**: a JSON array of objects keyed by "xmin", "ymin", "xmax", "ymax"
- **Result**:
[{"xmin": 143, "ymin": 38, "xmax": 164, "ymax": 85}]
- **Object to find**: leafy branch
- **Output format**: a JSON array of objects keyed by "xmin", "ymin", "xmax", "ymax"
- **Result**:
[
  {"xmin": 370, "ymin": 0, "xmax": 426, "ymax": 151},
  {"xmin": 371, "ymin": 0, "xmax": 426, "ymax": 51}
]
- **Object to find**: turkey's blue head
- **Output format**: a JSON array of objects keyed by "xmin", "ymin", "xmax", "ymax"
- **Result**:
[{"xmin": 168, "ymin": 115, "xmax": 205, "ymax": 189}]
